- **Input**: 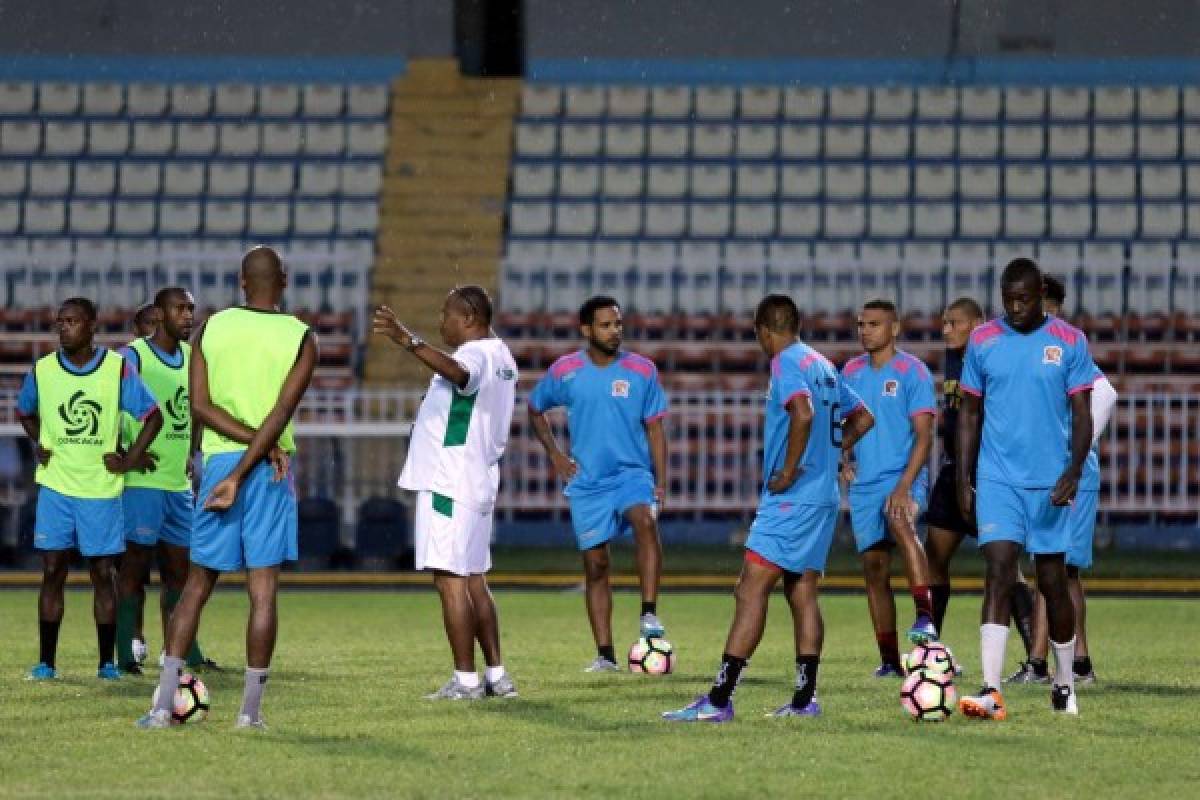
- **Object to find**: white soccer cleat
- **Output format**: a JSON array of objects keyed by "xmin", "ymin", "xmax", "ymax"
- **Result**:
[
  {"xmin": 132, "ymin": 638, "xmax": 148, "ymax": 666},
  {"xmin": 640, "ymin": 613, "xmax": 666, "ymax": 638},
  {"xmin": 235, "ymin": 714, "xmax": 269, "ymax": 730},
  {"xmin": 425, "ymin": 676, "xmax": 485, "ymax": 700},
  {"xmin": 583, "ymin": 656, "xmax": 621, "ymax": 673},
  {"xmin": 135, "ymin": 709, "xmax": 172, "ymax": 730},
  {"xmin": 485, "ymin": 674, "xmax": 518, "ymax": 698}
]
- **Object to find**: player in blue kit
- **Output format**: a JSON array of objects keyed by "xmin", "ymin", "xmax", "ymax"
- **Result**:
[
  {"xmin": 841, "ymin": 300, "xmax": 940, "ymax": 675},
  {"xmin": 956, "ymin": 259, "xmax": 1095, "ymax": 720},
  {"xmin": 663, "ymin": 295, "xmax": 874, "ymax": 722},
  {"xmin": 528, "ymin": 296, "xmax": 670, "ymax": 672}
]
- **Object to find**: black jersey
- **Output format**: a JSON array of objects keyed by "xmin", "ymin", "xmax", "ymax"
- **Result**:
[{"xmin": 939, "ymin": 347, "xmax": 965, "ymax": 462}]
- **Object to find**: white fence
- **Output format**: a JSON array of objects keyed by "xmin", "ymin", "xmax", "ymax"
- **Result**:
[{"xmin": 2, "ymin": 388, "xmax": 1196, "ymax": 529}]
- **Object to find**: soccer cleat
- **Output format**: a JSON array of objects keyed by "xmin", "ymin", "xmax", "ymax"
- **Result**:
[
  {"xmin": 97, "ymin": 662, "xmax": 122, "ymax": 681},
  {"xmin": 425, "ymin": 676, "xmax": 485, "ymax": 700},
  {"xmin": 131, "ymin": 637, "xmax": 148, "ymax": 666},
  {"xmin": 662, "ymin": 695, "xmax": 734, "ymax": 723},
  {"xmin": 583, "ymin": 656, "xmax": 621, "ymax": 673},
  {"xmin": 907, "ymin": 614, "xmax": 939, "ymax": 645},
  {"xmin": 119, "ymin": 662, "xmax": 144, "ymax": 676},
  {"xmin": 485, "ymin": 674, "xmax": 518, "ymax": 698},
  {"xmin": 1004, "ymin": 661, "xmax": 1051, "ymax": 684},
  {"xmin": 1051, "ymin": 685, "xmax": 1079, "ymax": 715},
  {"xmin": 959, "ymin": 686, "xmax": 1008, "ymax": 721},
  {"xmin": 134, "ymin": 709, "xmax": 171, "ymax": 730},
  {"xmin": 235, "ymin": 714, "xmax": 269, "ymax": 730},
  {"xmin": 27, "ymin": 663, "xmax": 57, "ymax": 681},
  {"xmin": 640, "ymin": 612, "xmax": 666, "ymax": 638},
  {"xmin": 1074, "ymin": 669, "xmax": 1097, "ymax": 686},
  {"xmin": 767, "ymin": 699, "xmax": 821, "ymax": 718},
  {"xmin": 158, "ymin": 650, "xmax": 165, "ymax": 669},
  {"xmin": 873, "ymin": 663, "xmax": 904, "ymax": 678}
]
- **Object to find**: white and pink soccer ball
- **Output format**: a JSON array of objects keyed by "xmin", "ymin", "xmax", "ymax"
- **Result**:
[
  {"xmin": 900, "ymin": 669, "xmax": 956, "ymax": 722},
  {"xmin": 627, "ymin": 637, "xmax": 675, "ymax": 674}
]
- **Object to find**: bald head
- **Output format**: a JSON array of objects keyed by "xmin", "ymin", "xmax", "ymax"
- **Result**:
[{"xmin": 241, "ymin": 246, "xmax": 286, "ymax": 305}]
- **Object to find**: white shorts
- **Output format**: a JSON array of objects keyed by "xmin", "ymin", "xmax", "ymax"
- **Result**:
[{"xmin": 414, "ymin": 491, "xmax": 493, "ymax": 576}]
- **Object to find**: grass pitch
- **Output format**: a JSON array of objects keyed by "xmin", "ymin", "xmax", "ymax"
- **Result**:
[{"xmin": 1, "ymin": 588, "xmax": 1197, "ymax": 798}]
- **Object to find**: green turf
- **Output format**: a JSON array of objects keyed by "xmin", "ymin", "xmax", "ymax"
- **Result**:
[{"xmin": 2, "ymin": 589, "xmax": 1198, "ymax": 798}]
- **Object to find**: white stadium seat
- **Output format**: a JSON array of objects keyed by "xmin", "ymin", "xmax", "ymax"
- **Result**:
[
  {"xmin": 914, "ymin": 164, "xmax": 954, "ymax": 199},
  {"xmin": 560, "ymin": 123, "xmax": 601, "ymax": 157},
  {"xmin": 1095, "ymin": 203, "xmax": 1138, "ymax": 237},
  {"xmin": 0, "ymin": 162, "xmax": 25, "ymax": 194},
  {"xmin": 1188, "ymin": 164, "xmax": 1200, "ymax": 199},
  {"xmin": 1095, "ymin": 165, "xmax": 1135, "ymax": 199},
  {"xmin": 44, "ymin": 121, "xmax": 85, "ymax": 156},
  {"xmin": 1048, "ymin": 87, "xmax": 1089, "ymax": 120},
  {"xmin": 1137, "ymin": 86, "xmax": 1178, "ymax": 120},
  {"xmin": 602, "ymin": 164, "xmax": 643, "ymax": 197},
  {"xmin": 298, "ymin": 163, "xmax": 340, "ymax": 196},
  {"xmin": 208, "ymin": 162, "xmax": 250, "ymax": 196},
  {"xmin": 132, "ymin": 121, "xmax": 173, "ymax": 155},
  {"xmin": 29, "ymin": 161, "xmax": 70, "ymax": 195},
  {"xmin": 1142, "ymin": 164, "xmax": 1183, "ymax": 199},
  {"xmin": 555, "ymin": 202, "xmax": 597, "ymax": 235},
  {"xmin": 647, "ymin": 124, "xmax": 689, "ymax": 157},
  {"xmin": 1094, "ymin": 125, "xmax": 1135, "ymax": 159},
  {"xmin": 779, "ymin": 202, "xmax": 821, "ymax": 237},
  {"xmin": 513, "ymin": 164, "xmax": 554, "ymax": 197},
  {"xmin": 176, "ymin": 122, "xmax": 217, "ymax": 156},
  {"xmin": 69, "ymin": 200, "xmax": 111, "ymax": 235},
  {"xmin": 1184, "ymin": 87, "xmax": 1200, "ymax": 120},
  {"xmin": 114, "ymin": 201, "xmax": 156, "ymax": 235},
  {"xmin": 607, "ymin": 86, "xmax": 648, "ymax": 118},
  {"xmin": 0, "ymin": 200, "xmax": 21, "ymax": 234},
  {"xmin": 564, "ymin": 85, "xmax": 606, "ymax": 117},
  {"xmin": 823, "ymin": 124, "xmax": 864, "ymax": 158},
  {"xmin": 509, "ymin": 202, "xmax": 552, "ymax": 236},
  {"xmin": 1003, "ymin": 125, "xmax": 1043, "ymax": 159},
  {"xmin": 644, "ymin": 202, "xmax": 686, "ymax": 236},
  {"xmin": 248, "ymin": 201, "xmax": 291, "ymax": 236},
  {"xmin": 88, "ymin": 121, "xmax": 129, "ymax": 155},
  {"xmin": 218, "ymin": 122, "xmax": 260, "ymax": 156},
  {"xmin": 690, "ymin": 165, "xmax": 732, "ymax": 198},
  {"xmin": 779, "ymin": 124, "xmax": 820, "ymax": 158},
  {"xmin": 1, "ymin": 121, "xmax": 40, "ymax": 155},
  {"xmin": 869, "ymin": 124, "xmax": 910, "ymax": 158},
  {"xmin": 1138, "ymin": 124, "xmax": 1179, "ymax": 159},
  {"xmin": 163, "ymin": 162, "xmax": 206, "ymax": 196},
  {"xmin": 254, "ymin": 162, "xmax": 296, "ymax": 196},
  {"xmin": 1005, "ymin": 203, "xmax": 1046, "ymax": 237},
  {"xmin": 872, "ymin": 87, "xmax": 913, "ymax": 121},
  {"xmin": 1047, "ymin": 124, "xmax": 1089, "ymax": 159},
  {"xmin": 780, "ymin": 164, "xmax": 821, "ymax": 198},
  {"xmin": 604, "ymin": 124, "xmax": 645, "ymax": 158},
  {"xmin": 303, "ymin": 122, "xmax": 345, "ymax": 156},
  {"xmin": 828, "ymin": 86, "xmax": 868, "ymax": 120},
  {"xmin": 869, "ymin": 165, "xmax": 910, "ymax": 199},
  {"xmin": 735, "ymin": 124, "xmax": 777, "ymax": 158},
  {"xmin": 1141, "ymin": 203, "xmax": 1183, "ymax": 238},
  {"xmin": 302, "ymin": 83, "xmax": 344, "ymax": 117},
  {"xmin": 0, "ymin": 81, "xmax": 35, "ymax": 114},
  {"xmin": 959, "ymin": 125, "xmax": 999, "ymax": 159},
  {"xmin": 83, "ymin": 82, "xmax": 123, "ymax": 115},
  {"xmin": 38, "ymin": 82, "xmax": 80, "ymax": 115},
  {"xmin": 736, "ymin": 164, "xmax": 777, "ymax": 198},
  {"xmin": 695, "ymin": 86, "xmax": 736, "ymax": 120},
  {"xmin": 23, "ymin": 199, "xmax": 66, "ymax": 234},
  {"xmin": 783, "ymin": 87, "xmax": 823, "ymax": 120},
  {"xmin": 869, "ymin": 203, "xmax": 910, "ymax": 237},
  {"xmin": 960, "ymin": 87, "xmax": 1001, "ymax": 120},
  {"xmin": 823, "ymin": 203, "xmax": 865, "ymax": 238},
  {"xmin": 171, "ymin": 84, "xmax": 213, "ymax": 116},
  {"xmin": 204, "ymin": 201, "xmax": 246, "ymax": 236},
  {"xmin": 914, "ymin": 124, "xmax": 954, "ymax": 158},
  {"xmin": 734, "ymin": 202, "xmax": 776, "ymax": 237},
  {"xmin": 600, "ymin": 202, "xmax": 641, "ymax": 236},
  {"xmin": 294, "ymin": 200, "xmax": 336, "ymax": 235},
  {"xmin": 1005, "ymin": 164, "xmax": 1046, "ymax": 200},
  {"xmin": 127, "ymin": 83, "xmax": 168, "ymax": 116},
  {"xmin": 1003, "ymin": 87, "xmax": 1045, "ymax": 120},
  {"xmin": 522, "ymin": 84, "xmax": 560, "ymax": 117},
  {"xmin": 261, "ymin": 122, "xmax": 303, "ymax": 156},
  {"xmin": 1049, "ymin": 165, "xmax": 1090, "ymax": 199},
  {"xmin": 259, "ymin": 84, "xmax": 300, "ymax": 117},
  {"xmin": 558, "ymin": 164, "xmax": 600, "ymax": 197},
  {"xmin": 959, "ymin": 202, "xmax": 1001, "ymax": 237},
  {"xmin": 739, "ymin": 86, "xmax": 781, "ymax": 120},
  {"xmin": 1127, "ymin": 242, "xmax": 1173, "ymax": 314},
  {"xmin": 347, "ymin": 122, "xmax": 387, "ymax": 156},
  {"xmin": 915, "ymin": 86, "xmax": 956, "ymax": 119},
  {"xmin": 118, "ymin": 162, "xmax": 161, "ymax": 196},
  {"xmin": 215, "ymin": 83, "xmax": 257, "ymax": 116},
  {"xmin": 1184, "ymin": 125, "xmax": 1200, "ymax": 159},
  {"xmin": 959, "ymin": 165, "xmax": 1000, "ymax": 200},
  {"xmin": 74, "ymin": 162, "xmax": 116, "ymax": 196},
  {"xmin": 825, "ymin": 164, "xmax": 865, "ymax": 200},
  {"xmin": 346, "ymin": 84, "xmax": 389, "ymax": 117},
  {"xmin": 693, "ymin": 124, "xmax": 734, "ymax": 158},
  {"xmin": 650, "ymin": 86, "xmax": 690, "ymax": 119},
  {"xmin": 1094, "ymin": 87, "xmax": 1134, "ymax": 120}
]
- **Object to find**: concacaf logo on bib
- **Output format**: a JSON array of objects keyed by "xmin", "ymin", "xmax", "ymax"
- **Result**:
[
  {"xmin": 611, "ymin": 379, "xmax": 630, "ymax": 398},
  {"xmin": 883, "ymin": 379, "xmax": 899, "ymax": 397},
  {"xmin": 58, "ymin": 389, "xmax": 103, "ymax": 439},
  {"xmin": 1043, "ymin": 345, "xmax": 1063, "ymax": 366},
  {"xmin": 164, "ymin": 386, "xmax": 190, "ymax": 435}
]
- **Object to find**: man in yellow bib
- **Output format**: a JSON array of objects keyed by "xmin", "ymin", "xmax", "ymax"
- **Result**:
[
  {"xmin": 115, "ymin": 287, "xmax": 216, "ymax": 674},
  {"xmin": 17, "ymin": 297, "xmax": 163, "ymax": 681},
  {"xmin": 139, "ymin": 247, "xmax": 317, "ymax": 730}
]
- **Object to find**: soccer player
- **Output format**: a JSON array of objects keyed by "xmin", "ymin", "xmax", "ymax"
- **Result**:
[
  {"xmin": 1010, "ymin": 275, "xmax": 1117, "ymax": 685},
  {"xmin": 528, "ymin": 296, "xmax": 669, "ymax": 672},
  {"xmin": 17, "ymin": 297, "xmax": 163, "ymax": 680},
  {"xmin": 131, "ymin": 302, "xmax": 161, "ymax": 339},
  {"xmin": 841, "ymin": 300, "xmax": 939, "ymax": 676},
  {"xmin": 662, "ymin": 295, "xmax": 873, "ymax": 722},
  {"xmin": 376, "ymin": 286, "xmax": 520, "ymax": 700},
  {"xmin": 957, "ymin": 258, "xmax": 1094, "ymax": 719},
  {"xmin": 115, "ymin": 288, "xmax": 216, "ymax": 674},
  {"xmin": 139, "ymin": 247, "xmax": 317, "ymax": 729}
]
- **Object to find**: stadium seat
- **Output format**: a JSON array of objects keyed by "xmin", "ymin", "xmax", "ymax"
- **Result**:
[
  {"xmin": 872, "ymin": 87, "xmax": 913, "ymax": 121},
  {"xmin": 736, "ymin": 124, "xmax": 777, "ymax": 158},
  {"xmin": 1049, "ymin": 86, "xmax": 1090, "ymax": 120},
  {"xmin": 914, "ymin": 164, "xmax": 954, "ymax": 199},
  {"xmin": 650, "ymin": 86, "xmax": 691, "ymax": 119},
  {"xmin": 1094, "ymin": 87, "xmax": 1135, "ymax": 120},
  {"xmin": 86, "ymin": 121, "xmax": 129, "ymax": 156},
  {"xmin": 1094, "ymin": 124, "xmax": 1135, "ymax": 159},
  {"xmin": 1142, "ymin": 164, "xmax": 1183, "ymax": 199},
  {"xmin": 522, "ymin": 84, "xmax": 560, "ymax": 117},
  {"xmin": 218, "ymin": 122, "xmax": 259, "ymax": 156},
  {"xmin": 260, "ymin": 84, "xmax": 300, "ymax": 117},
  {"xmin": 1049, "ymin": 202, "xmax": 1092, "ymax": 238},
  {"xmin": 646, "ymin": 165, "xmax": 686, "ymax": 198},
  {"xmin": 555, "ymin": 202, "xmax": 597, "ymax": 236},
  {"xmin": 1184, "ymin": 125, "xmax": 1200, "ymax": 159},
  {"xmin": 1188, "ymin": 164, "xmax": 1200, "ymax": 199},
  {"xmin": 81, "ymin": 82, "xmax": 123, "ymax": 115},
  {"xmin": 560, "ymin": 123, "xmax": 601, "ymax": 157},
  {"xmin": 780, "ymin": 164, "xmax": 821, "ymax": 198},
  {"xmin": 1138, "ymin": 124, "xmax": 1179, "ymax": 159},
  {"xmin": 779, "ymin": 124, "xmax": 821, "ymax": 158},
  {"xmin": 564, "ymin": 85, "xmax": 606, "ymax": 117},
  {"xmin": 204, "ymin": 201, "xmax": 246, "ymax": 236},
  {"xmin": 0, "ymin": 162, "xmax": 25, "ymax": 194},
  {"xmin": 869, "ymin": 124, "xmax": 909, "ymax": 158},
  {"xmin": 0, "ymin": 199, "xmax": 19, "ymax": 234},
  {"xmin": 599, "ymin": 202, "xmax": 641, "ymax": 236},
  {"xmin": 303, "ymin": 122, "xmax": 345, "ymax": 156},
  {"xmin": 1174, "ymin": 242, "xmax": 1200, "ymax": 315},
  {"xmin": 1048, "ymin": 124, "xmax": 1090, "ymax": 158},
  {"xmin": 1095, "ymin": 165, "xmax": 1136, "ymax": 199},
  {"xmin": 347, "ymin": 122, "xmax": 387, "ymax": 156},
  {"xmin": 959, "ymin": 125, "xmax": 999, "ymax": 159},
  {"xmin": 632, "ymin": 241, "xmax": 674, "ymax": 314},
  {"xmin": 261, "ymin": 122, "xmax": 303, "ymax": 156},
  {"xmin": 131, "ymin": 121, "xmax": 173, "ymax": 155},
  {"xmin": 644, "ymin": 124, "xmax": 686, "ymax": 158},
  {"xmin": 693, "ymin": 124, "xmax": 734, "ymax": 158},
  {"xmin": 915, "ymin": 86, "xmax": 955, "ymax": 120},
  {"xmin": 28, "ymin": 161, "xmax": 69, "ymax": 196},
  {"xmin": 248, "ymin": 201, "xmax": 291, "ymax": 236},
  {"xmin": 739, "ymin": 86, "xmax": 781, "ymax": 120},
  {"xmin": 644, "ymin": 202, "xmax": 686, "ymax": 237},
  {"xmin": 176, "ymin": 122, "xmax": 217, "ymax": 156},
  {"xmin": 602, "ymin": 164, "xmax": 643, "ymax": 197},
  {"xmin": 1049, "ymin": 165, "xmax": 1091, "ymax": 199},
  {"xmin": 783, "ymin": 87, "xmax": 823, "ymax": 120},
  {"xmin": 159, "ymin": 200, "xmax": 202, "ymax": 235},
  {"xmin": 677, "ymin": 242, "xmax": 720, "ymax": 314},
  {"xmin": 946, "ymin": 242, "xmax": 991, "ymax": 307},
  {"xmin": 695, "ymin": 86, "xmax": 736, "ymax": 120},
  {"xmin": 604, "ymin": 123, "xmax": 645, "ymax": 157},
  {"xmin": 346, "ymin": 84, "xmax": 389, "ymax": 117},
  {"xmin": 558, "ymin": 164, "xmax": 600, "ymax": 197},
  {"xmin": 23, "ymin": 199, "xmax": 66, "ymax": 234},
  {"xmin": 868, "ymin": 203, "xmax": 910, "ymax": 238},
  {"xmin": 960, "ymin": 87, "xmax": 1001, "ymax": 120},
  {"xmin": 162, "ymin": 162, "xmax": 205, "ymax": 196},
  {"xmin": 767, "ymin": 241, "xmax": 813, "ymax": 310},
  {"xmin": 44, "ymin": 121, "xmax": 85, "ymax": 156},
  {"xmin": 1128, "ymin": 242, "xmax": 1173, "ymax": 314},
  {"xmin": 912, "ymin": 202, "xmax": 955, "ymax": 238},
  {"xmin": 823, "ymin": 203, "xmax": 866, "ymax": 238},
  {"xmin": 900, "ymin": 241, "xmax": 944, "ymax": 312},
  {"xmin": 337, "ymin": 201, "xmax": 378, "ymax": 235},
  {"xmin": 1005, "ymin": 164, "xmax": 1046, "ymax": 199},
  {"xmin": 608, "ymin": 86, "xmax": 648, "ymax": 118},
  {"xmin": 1003, "ymin": 125, "xmax": 1044, "ymax": 159},
  {"xmin": 1141, "ymin": 203, "xmax": 1184, "ymax": 238},
  {"xmin": 254, "ymin": 162, "xmax": 296, "ymax": 196},
  {"xmin": 214, "ymin": 82, "xmax": 257, "ymax": 116},
  {"xmin": 736, "ymin": 164, "xmax": 777, "ymax": 198},
  {"xmin": 126, "ymin": 82, "xmax": 168, "ymax": 116},
  {"xmin": 1004, "ymin": 87, "xmax": 1045, "ymax": 120},
  {"xmin": 828, "ymin": 86, "xmax": 868, "ymax": 120},
  {"xmin": 691, "ymin": 165, "xmax": 732, "ymax": 198},
  {"xmin": 75, "ymin": 162, "xmax": 116, "ymax": 196},
  {"xmin": 868, "ymin": 164, "xmax": 908, "ymax": 200},
  {"xmin": 824, "ymin": 124, "xmax": 865, "ymax": 158},
  {"xmin": 734, "ymin": 201, "xmax": 776, "ymax": 237},
  {"xmin": 509, "ymin": 202, "xmax": 552, "ymax": 235},
  {"xmin": 1036, "ymin": 241, "xmax": 1082, "ymax": 288},
  {"xmin": 813, "ymin": 242, "xmax": 858, "ymax": 311},
  {"xmin": 38, "ymin": 82, "xmax": 80, "ymax": 115},
  {"xmin": 1095, "ymin": 202, "xmax": 1138, "ymax": 238},
  {"xmin": 514, "ymin": 164, "xmax": 553, "ymax": 197},
  {"xmin": 208, "ymin": 162, "xmax": 250, "ymax": 197},
  {"xmin": 960, "ymin": 165, "xmax": 1000, "ymax": 200},
  {"xmin": 914, "ymin": 124, "xmax": 955, "ymax": 158},
  {"xmin": 0, "ymin": 81, "xmax": 35, "ymax": 114},
  {"xmin": 294, "ymin": 201, "xmax": 336, "ymax": 235},
  {"xmin": 688, "ymin": 203, "xmax": 731, "ymax": 237},
  {"xmin": 171, "ymin": 84, "xmax": 213, "ymax": 116},
  {"xmin": 858, "ymin": 242, "xmax": 902, "ymax": 300},
  {"xmin": 779, "ymin": 202, "xmax": 820, "ymax": 236},
  {"xmin": 959, "ymin": 202, "xmax": 1001, "ymax": 237},
  {"xmin": 113, "ymin": 201, "xmax": 156, "ymax": 235},
  {"xmin": 825, "ymin": 164, "xmax": 865, "ymax": 200},
  {"xmin": 302, "ymin": 83, "xmax": 344, "ymax": 118},
  {"xmin": 1005, "ymin": 203, "xmax": 1046, "ymax": 237},
  {"xmin": 68, "ymin": 199, "xmax": 111, "ymax": 235}
]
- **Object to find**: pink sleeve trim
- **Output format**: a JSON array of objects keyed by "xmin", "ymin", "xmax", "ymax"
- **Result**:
[
  {"xmin": 908, "ymin": 408, "xmax": 936, "ymax": 418},
  {"xmin": 844, "ymin": 401, "xmax": 867, "ymax": 417},
  {"xmin": 644, "ymin": 410, "xmax": 668, "ymax": 423},
  {"xmin": 960, "ymin": 385, "xmax": 983, "ymax": 397},
  {"xmin": 782, "ymin": 389, "xmax": 812, "ymax": 408},
  {"xmin": 137, "ymin": 404, "xmax": 159, "ymax": 422},
  {"xmin": 1067, "ymin": 383, "xmax": 1094, "ymax": 396}
]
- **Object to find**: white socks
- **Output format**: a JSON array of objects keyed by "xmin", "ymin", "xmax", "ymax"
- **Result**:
[
  {"xmin": 484, "ymin": 666, "xmax": 507, "ymax": 683},
  {"xmin": 454, "ymin": 670, "xmax": 481, "ymax": 689},
  {"xmin": 1050, "ymin": 637, "xmax": 1077, "ymax": 691},
  {"xmin": 240, "ymin": 667, "xmax": 270, "ymax": 721},
  {"xmin": 155, "ymin": 655, "xmax": 185, "ymax": 713},
  {"xmin": 981, "ymin": 623, "xmax": 1009, "ymax": 691}
]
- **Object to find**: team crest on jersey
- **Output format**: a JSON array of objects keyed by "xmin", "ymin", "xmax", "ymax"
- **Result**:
[
  {"xmin": 495, "ymin": 367, "xmax": 516, "ymax": 381},
  {"xmin": 1043, "ymin": 345, "xmax": 1063, "ymax": 366},
  {"xmin": 883, "ymin": 379, "xmax": 899, "ymax": 397},
  {"xmin": 611, "ymin": 379, "xmax": 630, "ymax": 398}
]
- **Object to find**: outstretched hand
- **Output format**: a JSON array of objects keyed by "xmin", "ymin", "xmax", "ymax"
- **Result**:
[{"xmin": 372, "ymin": 305, "xmax": 414, "ymax": 349}]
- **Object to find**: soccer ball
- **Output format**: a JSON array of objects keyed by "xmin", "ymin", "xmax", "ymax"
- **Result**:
[
  {"xmin": 628, "ymin": 637, "xmax": 674, "ymax": 674},
  {"xmin": 151, "ymin": 672, "xmax": 210, "ymax": 725},
  {"xmin": 902, "ymin": 641, "xmax": 957, "ymax": 677},
  {"xmin": 900, "ymin": 669, "xmax": 956, "ymax": 722},
  {"xmin": 131, "ymin": 637, "xmax": 148, "ymax": 666}
]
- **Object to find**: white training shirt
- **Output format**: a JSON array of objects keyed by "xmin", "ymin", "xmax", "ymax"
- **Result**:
[{"xmin": 398, "ymin": 337, "xmax": 518, "ymax": 512}]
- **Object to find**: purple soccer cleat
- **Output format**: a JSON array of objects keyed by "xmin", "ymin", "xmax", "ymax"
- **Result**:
[
  {"xmin": 874, "ymin": 663, "xmax": 904, "ymax": 678},
  {"xmin": 661, "ymin": 695, "xmax": 734, "ymax": 723},
  {"xmin": 767, "ymin": 699, "xmax": 821, "ymax": 718},
  {"xmin": 908, "ymin": 614, "xmax": 939, "ymax": 645}
]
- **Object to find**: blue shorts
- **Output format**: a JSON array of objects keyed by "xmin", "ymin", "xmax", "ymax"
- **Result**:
[
  {"xmin": 745, "ymin": 502, "xmax": 839, "ymax": 574},
  {"xmin": 123, "ymin": 488, "xmax": 193, "ymax": 548},
  {"xmin": 1067, "ymin": 490, "xmax": 1098, "ymax": 569},
  {"xmin": 567, "ymin": 470, "xmax": 656, "ymax": 551},
  {"xmin": 848, "ymin": 473, "xmax": 929, "ymax": 553},
  {"xmin": 34, "ymin": 486, "xmax": 125, "ymax": 558},
  {"xmin": 975, "ymin": 479, "xmax": 1072, "ymax": 555},
  {"xmin": 191, "ymin": 453, "xmax": 298, "ymax": 572}
]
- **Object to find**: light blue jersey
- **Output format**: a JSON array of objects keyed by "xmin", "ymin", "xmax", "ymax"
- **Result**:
[
  {"xmin": 1079, "ymin": 365, "xmax": 1105, "ymax": 492},
  {"xmin": 841, "ymin": 350, "xmax": 936, "ymax": 489},
  {"xmin": 528, "ymin": 349, "xmax": 668, "ymax": 495},
  {"xmin": 760, "ymin": 341, "xmax": 864, "ymax": 510},
  {"xmin": 961, "ymin": 316, "xmax": 1096, "ymax": 488}
]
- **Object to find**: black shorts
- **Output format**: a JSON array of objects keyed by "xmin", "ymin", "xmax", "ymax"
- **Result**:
[{"xmin": 925, "ymin": 463, "xmax": 976, "ymax": 537}]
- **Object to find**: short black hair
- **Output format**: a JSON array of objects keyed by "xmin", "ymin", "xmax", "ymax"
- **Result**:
[
  {"xmin": 754, "ymin": 294, "xmax": 800, "ymax": 334},
  {"xmin": 1000, "ymin": 257, "xmax": 1042, "ymax": 288},
  {"xmin": 862, "ymin": 298, "xmax": 898, "ymax": 317},
  {"xmin": 153, "ymin": 286, "xmax": 190, "ymax": 310},
  {"xmin": 947, "ymin": 296, "xmax": 985, "ymax": 320},
  {"xmin": 579, "ymin": 295, "xmax": 620, "ymax": 326},
  {"xmin": 61, "ymin": 296, "xmax": 97, "ymax": 321},
  {"xmin": 1043, "ymin": 274, "xmax": 1067, "ymax": 306},
  {"xmin": 449, "ymin": 285, "xmax": 493, "ymax": 326},
  {"xmin": 133, "ymin": 303, "xmax": 158, "ymax": 326}
]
